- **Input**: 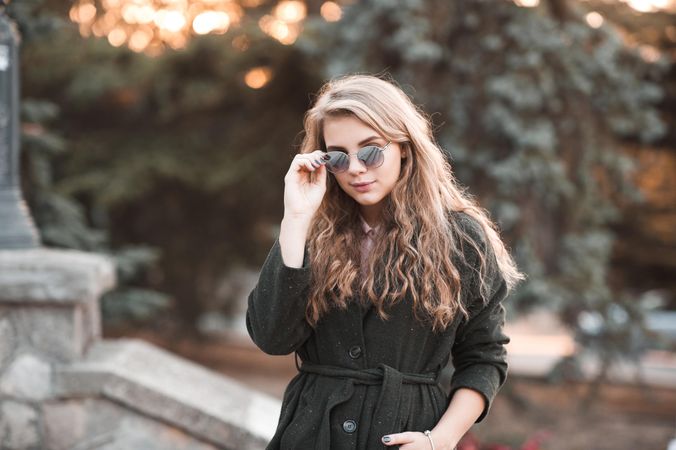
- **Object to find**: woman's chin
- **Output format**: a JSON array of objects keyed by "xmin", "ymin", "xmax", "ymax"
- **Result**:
[
  {"xmin": 350, "ymin": 195, "xmax": 378, "ymax": 205},
  {"xmin": 351, "ymin": 195, "xmax": 387, "ymax": 208}
]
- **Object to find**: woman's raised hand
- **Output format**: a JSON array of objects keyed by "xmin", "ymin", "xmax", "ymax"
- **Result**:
[{"xmin": 283, "ymin": 150, "xmax": 329, "ymax": 222}]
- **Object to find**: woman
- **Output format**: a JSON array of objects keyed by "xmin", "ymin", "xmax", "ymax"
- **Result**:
[{"xmin": 246, "ymin": 74, "xmax": 524, "ymax": 450}]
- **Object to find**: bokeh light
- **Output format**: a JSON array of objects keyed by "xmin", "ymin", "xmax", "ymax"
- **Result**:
[
  {"xmin": 513, "ymin": 0, "xmax": 540, "ymax": 7},
  {"xmin": 192, "ymin": 11, "xmax": 231, "ymax": 34},
  {"xmin": 618, "ymin": 0, "xmax": 676, "ymax": 12},
  {"xmin": 273, "ymin": 1, "xmax": 307, "ymax": 23},
  {"xmin": 107, "ymin": 26, "xmax": 127, "ymax": 47},
  {"xmin": 639, "ymin": 44, "xmax": 662, "ymax": 62},
  {"xmin": 258, "ymin": 14, "xmax": 300, "ymax": 45},
  {"xmin": 70, "ymin": 0, "xmax": 245, "ymax": 53},
  {"xmin": 68, "ymin": 0, "xmax": 354, "ymax": 52},
  {"xmin": 320, "ymin": 2, "xmax": 342, "ymax": 22},
  {"xmin": 585, "ymin": 11, "xmax": 604, "ymax": 28},
  {"xmin": 244, "ymin": 67, "xmax": 273, "ymax": 89}
]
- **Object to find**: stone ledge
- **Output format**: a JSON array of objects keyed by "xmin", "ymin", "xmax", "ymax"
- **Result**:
[
  {"xmin": 0, "ymin": 248, "xmax": 116, "ymax": 305},
  {"xmin": 42, "ymin": 398, "xmax": 224, "ymax": 450},
  {"xmin": 54, "ymin": 338, "xmax": 281, "ymax": 450}
]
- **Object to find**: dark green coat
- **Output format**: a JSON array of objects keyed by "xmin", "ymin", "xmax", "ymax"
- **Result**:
[{"xmin": 246, "ymin": 211, "xmax": 511, "ymax": 450}]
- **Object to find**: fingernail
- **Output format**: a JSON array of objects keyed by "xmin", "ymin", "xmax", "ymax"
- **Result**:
[
  {"xmin": 322, "ymin": 154, "xmax": 331, "ymax": 160},
  {"xmin": 382, "ymin": 436, "xmax": 391, "ymax": 443}
]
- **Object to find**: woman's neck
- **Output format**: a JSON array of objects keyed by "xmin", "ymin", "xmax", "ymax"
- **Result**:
[{"xmin": 359, "ymin": 204, "xmax": 383, "ymax": 229}]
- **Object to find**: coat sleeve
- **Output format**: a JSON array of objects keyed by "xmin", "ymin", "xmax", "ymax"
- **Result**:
[
  {"xmin": 448, "ymin": 214, "xmax": 511, "ymax": 423},
  {"xmin": 245, "ymin": 237, "xmax": 314, "ymax": 355}
]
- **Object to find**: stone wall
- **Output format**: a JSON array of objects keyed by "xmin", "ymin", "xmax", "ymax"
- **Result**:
[{"xmin": 0, "ymin": 248, "xmax": 280, "ymax": 450}]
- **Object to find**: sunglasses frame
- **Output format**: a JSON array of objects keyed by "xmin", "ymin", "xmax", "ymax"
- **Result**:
[{"xmin": 323, "ymin": 141, "xmax": 392, "ymax": 174}]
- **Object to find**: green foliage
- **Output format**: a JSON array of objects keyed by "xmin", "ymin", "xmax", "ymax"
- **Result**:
[
  {"xmin": 6, "ymin": 0, "xmax": 63, "ymax": 41},
  {"xmin": 20, "ymin": 96, "xmax": 172, "ymax": 324}
]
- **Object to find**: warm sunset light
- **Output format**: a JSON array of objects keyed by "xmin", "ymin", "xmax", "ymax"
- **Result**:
[
  {"xmin": 585, "ymin": 11, "xmax": 604, "ymax": 28},
  {"xmin": 639, "ymin": 44, "xmax": 662, "ymax": 62},
  {"xmin": 69, "ymin": 0, "xmax": 246, "ymax": 54},
  {"xmin": 513, "ymin": 0, "xmax": 540, "ymax": 7},
  {"xmin": 76, "ymin": 3, "xmax": 98, "ymax": 23},
  {"xmin": 619, "ymin": 0, "xmax": 676, "ymax": 12},
  {"xmin": 192, "ymin": 11, "xmax": 231, "ymax": 34},
  {"xmin": 128, "ymin": 28, "xmax": 154, "ymax": 52},
  {"xmin": 154, "ymin": 9, "xmax": 186, "ymax": 33},
  {"xmin": 121, "ymin": 4, "xmax": 154, "ymax": 24},
  {"xmin": 320, "ymin": 1, "xmax": 342, "ymax": 22},
  {"xmin": 63, "ymin": 0, "xmax": 676, "ymax": 54},
  {"xmin": 273, "ymin": 1, "xmax": 307, "ymax": 23},
  {"xmin": 258, "ymin": 14, "xmax": 300, "ymax": 45},
  {"xmin": 244, "ymin": 67, "xmax": 273, "ymax": 89},
  {"xmin": 107, "ymin": 26, "xmax": 127, "ymax": 47}
]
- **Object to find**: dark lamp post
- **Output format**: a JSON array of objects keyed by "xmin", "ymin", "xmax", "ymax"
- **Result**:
[{"xmin": 0, "ymin": 2, "xmax": 40, "ymax": 249}]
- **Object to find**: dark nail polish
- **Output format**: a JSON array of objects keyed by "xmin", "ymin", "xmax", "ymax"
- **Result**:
[{"xmin": 382, "ymin": 436, "xmax": 391, "ymax": 443}]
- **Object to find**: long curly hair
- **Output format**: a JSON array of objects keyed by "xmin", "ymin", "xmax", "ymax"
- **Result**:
[{"xmin": 299, "ymin": 74, "xmax": 525, "ymax": 332}]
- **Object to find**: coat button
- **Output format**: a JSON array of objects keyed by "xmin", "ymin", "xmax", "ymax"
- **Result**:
[
  {"xmin": 342, "ymin": 419, "xmax": 357, "ymax": 433},
  {"xmin": 348, "ymin": 345, "xmax": 362, "ymax": 359}
]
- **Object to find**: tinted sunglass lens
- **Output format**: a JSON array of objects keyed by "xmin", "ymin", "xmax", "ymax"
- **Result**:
[
  {"xmin": 359, "ymin": 146, "xmax": 384, "ymax": 168},
  {"xmin": 326, "ymin": 152, "xmax": 348, "ymax": 172}
]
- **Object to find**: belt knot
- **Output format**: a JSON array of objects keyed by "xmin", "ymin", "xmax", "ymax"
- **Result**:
[{"xmin": 296, "ymin": 359, "xmax": 441, "ymax": 448}]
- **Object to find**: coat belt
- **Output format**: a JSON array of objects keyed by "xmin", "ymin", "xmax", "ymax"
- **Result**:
[{"xmin": 297, "ymin": 358, "xmax": 441, "ymax": 449}]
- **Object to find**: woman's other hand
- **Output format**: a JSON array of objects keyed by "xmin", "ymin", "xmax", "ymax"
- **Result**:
[{"xmin": 382, "ymin": 431, "xmax": 456, "ymax": 450}]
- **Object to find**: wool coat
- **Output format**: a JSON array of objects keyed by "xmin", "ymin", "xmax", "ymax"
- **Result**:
[{"xmin": 246, "ymin": 211, "xmax": 511, "ymax": 450}]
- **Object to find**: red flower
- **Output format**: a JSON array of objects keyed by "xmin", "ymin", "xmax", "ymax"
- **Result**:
[{"xmin": 520, "ymin": 430, "xmax": 552, "ymax": 450}]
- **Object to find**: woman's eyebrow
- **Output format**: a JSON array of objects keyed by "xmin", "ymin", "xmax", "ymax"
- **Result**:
[{"xmin": 326, "ymin": 135, "xmax": 382, "ymax": 151}]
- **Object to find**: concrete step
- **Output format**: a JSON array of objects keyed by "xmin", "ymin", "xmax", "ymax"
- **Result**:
[{"xmin": 54, "ymin": 338, "xmax": 281, "ymax": 450}]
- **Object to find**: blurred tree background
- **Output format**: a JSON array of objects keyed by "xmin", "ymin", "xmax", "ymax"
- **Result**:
[{"xmin": 10, "ymin": 0, "xmax": 675, "ymax": 383}]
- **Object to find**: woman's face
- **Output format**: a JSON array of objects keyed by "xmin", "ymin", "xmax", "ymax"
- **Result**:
[{"xmin": 323, "ymin": 115, "xmax": 405, "ymax": 222}]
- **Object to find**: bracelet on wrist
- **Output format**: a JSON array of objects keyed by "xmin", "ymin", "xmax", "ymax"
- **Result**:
[{"xmin": 423, "ymin": 430, "xmax": 435, "ymax": 450}]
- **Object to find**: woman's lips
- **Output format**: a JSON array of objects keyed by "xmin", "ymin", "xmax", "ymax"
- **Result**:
[{"xmin": 351, "ymin": 181, "xmax": 375, "ymax": 192}]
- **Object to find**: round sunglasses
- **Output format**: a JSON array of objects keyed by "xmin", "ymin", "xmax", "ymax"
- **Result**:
[{"xmin": 322, "ymin": 141, "xmax": 392, "ymax": 174}]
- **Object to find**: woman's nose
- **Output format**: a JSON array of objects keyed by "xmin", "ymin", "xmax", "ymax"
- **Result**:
[{"xmin": 347, "ymin": 153, "xmax": 367, "ymax": 174}]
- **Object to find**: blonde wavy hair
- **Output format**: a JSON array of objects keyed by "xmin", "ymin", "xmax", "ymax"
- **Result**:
[{"xmin": 299, "ymin": 74, "xmax": 525, "ymax": 332}]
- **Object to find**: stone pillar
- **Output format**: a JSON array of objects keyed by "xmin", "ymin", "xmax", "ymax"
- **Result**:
[{"xmin": 0, "ymin": 247, "xmax": 115, "ymax": 449}]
